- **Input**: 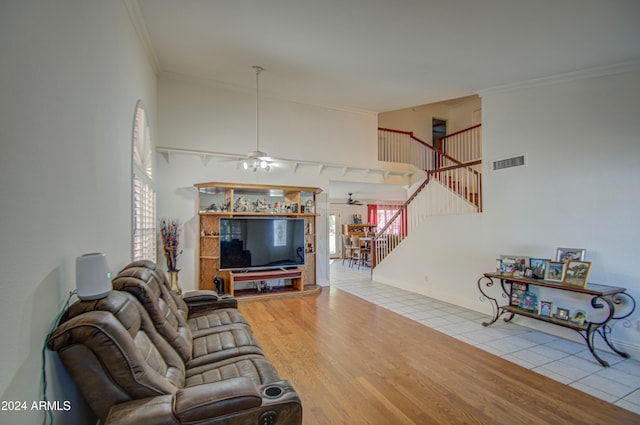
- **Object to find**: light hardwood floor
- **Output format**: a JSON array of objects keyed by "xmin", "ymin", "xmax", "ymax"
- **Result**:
[{"xmin": 239, "ymin": 287, "xmax": 640, "ymax": 425}]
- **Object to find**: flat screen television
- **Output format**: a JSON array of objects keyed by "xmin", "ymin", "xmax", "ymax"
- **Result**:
[{"xmin": 219, "ymin": 217, "xmax": 306, "ymax": 271}]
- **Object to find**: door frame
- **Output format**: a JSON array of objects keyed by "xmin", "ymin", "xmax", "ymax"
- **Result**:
[{"xmin": 329, "ymin": 208, "xmax": 342, "ymax": 259}]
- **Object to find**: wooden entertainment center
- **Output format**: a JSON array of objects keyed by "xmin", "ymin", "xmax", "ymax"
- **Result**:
[{"xmin": 195, "ymin": 182, "xmax": 321, "ymax": 297}]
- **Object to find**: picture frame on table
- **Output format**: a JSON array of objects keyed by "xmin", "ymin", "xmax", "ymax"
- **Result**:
[
  {"xmin": 518, "ymin": 290, "xmax": 538, "ymax": 313},
  {"xmin": 562, "ymin": 260, "xmax": 592, "ymax": 288},
  {"xmin": 570, "ymin": 310, "xmax": 587, "ymax": 326},
  {"xmin": 529, "ymin": 258, "xmax": 549, "ymax": 279},
  {"xmin": 544, "ymin": 261, "xmax": 566, "ymax": 282},
  {"xmin": 499, "ymin": 255, "xmax": 529, "ymax": 277},
  {"xmin": 510, "ymin": 282, "xmax": 528, "ymax": 306},
  {"xmin": 555, "ymin": 307, "xmax": 570, "ymax": 320},
  {"xmin": 556, "ymin": 248, "xmax": 586, "ymax": 262},
  {"xmin": 539, "ymin": 301, "xmax": 553, "ymax": 317}
]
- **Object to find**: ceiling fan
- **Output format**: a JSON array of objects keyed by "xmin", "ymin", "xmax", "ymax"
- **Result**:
[
  {"xmin": 344, "ymin": 193, "xmax": 363, "ymax": 206},
  {"xmin": 242, "ymin": 65, "xmax": 274, "ymax": 172}
]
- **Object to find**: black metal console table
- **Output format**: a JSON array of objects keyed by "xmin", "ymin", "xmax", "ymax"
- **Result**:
[{"xmin": 478, "ymin": 272, "xmax": 636, "ymax": 367}]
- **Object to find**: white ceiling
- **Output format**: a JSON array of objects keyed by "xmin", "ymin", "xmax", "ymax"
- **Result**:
[
  {"xmin": 135, "ymin": 0, "xmax": 639, "ymax": 201},
  {"xmin": 136, "ymin": 0, "xmax": 640, "ymax": 113}
]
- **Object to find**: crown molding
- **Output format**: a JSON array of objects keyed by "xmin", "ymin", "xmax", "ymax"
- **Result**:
[
  {"xmin": 475, "ymin": 59, "xmax": 640, "ymax": 97},
  {"xmin": 123, "ymin": 0, "xmax": 161, "ymax": 73}
]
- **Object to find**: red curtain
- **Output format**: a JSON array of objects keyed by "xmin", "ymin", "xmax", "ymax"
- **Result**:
[
  {"xmin": 367, "ymin": 204, "xmax": 377, "ymax": 225},
  {"xmin": 367, "ymin": 204, "xmax": 407, "ymax": 236}
]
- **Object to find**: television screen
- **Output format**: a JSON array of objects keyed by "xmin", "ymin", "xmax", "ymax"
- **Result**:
[{"xmin": 219, "ymin": 217, "xmax": 306, "ymax": 270}]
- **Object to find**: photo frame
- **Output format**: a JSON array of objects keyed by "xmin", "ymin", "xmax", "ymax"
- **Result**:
[
  {"xmin": 544, "ymin": 261, "xmax": 566, "ymax": 282},
  {"xmin": 555, "ymin": 307, "xmax": 570, "ymax": 320},
  {"xmin": 539, "ymin": 300, "xmax": 553, "ymax": 317},
  {"xmin": 562, "ymin": 260, "xmax": 592, "ymax": 288},
  {"xmin": 556, "ymin": 248, "xmax": 586, "ymax": 262},
  {"xmin": 518, "ymin": 290, "xmax": 538, "ymax": 313},
  {"xmin": 499, "ymin": 255, "xmax": 530, "ymax": 277},
  {"xmin": 569, "ymin": 310, "xmax": 587, "ymax": 326},
  {"xmin": 529, "ymin": 258, "xmax": 549, "ymax": 279},
  {"xmin": 510, "ymin": 282, "xmax": 528, "ymax": 306}
]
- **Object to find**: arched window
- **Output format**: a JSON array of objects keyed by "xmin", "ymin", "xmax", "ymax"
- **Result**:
[{"xmin": 132, "ymin": 102, "xmax": 156, "ymax": 261}]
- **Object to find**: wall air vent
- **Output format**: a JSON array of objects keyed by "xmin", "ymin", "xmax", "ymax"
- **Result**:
[{"xmin": 491, "ymin": 154, "xmax": 527, "ymax": 171}]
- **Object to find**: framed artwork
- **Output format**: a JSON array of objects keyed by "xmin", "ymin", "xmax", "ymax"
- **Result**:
[
  {"xmin": 518, "ymin": 290, "xmax": 538, "ymax": 312},
  {"xmin": 570, "ymin": 310, "xmax": 587, "ymax": 326},
  {"xmin": 500, "ymin": 255, "xmax": 530, "ymax": 277},
  {"xmin": 562, "ymin": 260, "xmax": 592, "ymax": 288},
  {"xmin": 555, "ymin": 307, "xmax": 570, "ymax": 320},
  {"xmin": 544, "ymin": 261, "xmax": 566, "ymax": 282},
  {"xmin": 539, "ymin": 301, "xmax": 553, "ymax": 317},
  {"xmin": 556, "ymin": 248, "xmax": 586, "ymax": 262},
  {"xmin": 529, "ymin": 258, "xmax": 549, "ymax": 279},
  {"xmin": 510, "ymin": 282, "xmax": 528, "ymax": 306},
  {"xmin": 524, "ymin": 267, "xmax": 533, "ymax": 278}
]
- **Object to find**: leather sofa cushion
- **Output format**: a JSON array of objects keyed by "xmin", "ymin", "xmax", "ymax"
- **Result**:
[
  {"xmin": 174, "ymin": 378, "xmax": 262, "ymax": 423},
  {"xmin": 188, "ymin": 309, "xmax": 249, "ymax": 337},
  {"xmin": 185, "ymin": 354, "xmax": 280, "ymax": 387},
  {"xmin": 189, "ymin": 326, "xmax": 265, "ymax": 368}
]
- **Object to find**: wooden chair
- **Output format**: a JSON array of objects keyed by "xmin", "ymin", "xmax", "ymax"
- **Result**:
[
  {"xmin": 342, "ymin": 234, "xmax": 353, "ymax": 266},
  {"xmin": 350, "ymin": 236, "xmax": 370, "ymax": 269}
]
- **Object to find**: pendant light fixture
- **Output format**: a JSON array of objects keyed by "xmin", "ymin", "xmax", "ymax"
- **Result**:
[{"xmin": 243, "ymin": 65, "xmax": 271, "ymax": 172}]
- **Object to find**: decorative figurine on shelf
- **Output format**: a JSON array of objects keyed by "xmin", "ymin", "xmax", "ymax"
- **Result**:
[
  {"xmin": 255, "ymin": 280, "xmax": 272, "ymax": 293},
  {"xmin": 254, "ymin": 197, "xmax": 269, "ymax": 213},
  {"xmin": 221, "ymin": 198, "xmax": 231, "ymax": 212},
  {"xmin": 305, "ymin": 199, "xmax": 314, "ymax": 214},
  {"xmin": 273, "ymin": 201, "xmax": 282, "ymax": 213},
  {"xmin": 206, "ymin": 203, "xmax": 219, "ymax": 212},
  {"xmin": 234, "ymin": 196, "xmax": 250, "ymax": 212}
]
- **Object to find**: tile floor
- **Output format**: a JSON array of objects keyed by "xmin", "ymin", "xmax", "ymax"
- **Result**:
[{"xmin": 329, "ymin": 261, "xmax": 640, "ymax": 414}]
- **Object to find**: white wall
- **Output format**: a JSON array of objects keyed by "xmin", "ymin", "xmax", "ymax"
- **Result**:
[
  {"xmin": 155, "ymin": 76, "xmax": 382, "ymax": 290},
  {"xmin": 157, "ymin": 76, "xmax": 379, "ymax": 167},
  {"xmin": 374, "ymin": 70, "xmax": 640, "ymax": 355},
  {"xmin": 0, "ymin": 1, "xmax": 156, "ymax": 423}
]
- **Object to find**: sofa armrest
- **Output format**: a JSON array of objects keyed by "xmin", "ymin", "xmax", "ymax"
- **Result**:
[
  {"xmin": 174, "ymin": 377, "xmax": 262, "ymax": 423},
  {"xmin": 105, "ymin": 380, "xmax": 302, "ymax": 425},
  {"xmin": 105, "ymin": 378, "xmax": 260, "ymax": 425},
  {"xmin": 181, "ymin": 289, "xmax": 218, "ymax": 303},
  {"xmin": 182, "ymin": 290, "xmax": 238, "ymax": 315},
  {"xmin": 105, "ymin": 395, "xmax": 178, "ymax": 425}
]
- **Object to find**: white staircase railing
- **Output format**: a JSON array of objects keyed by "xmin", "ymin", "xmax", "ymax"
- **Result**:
[
  {"xmin": 426, "ymin": 161, "xmax": 482, "ymax": 213},
  {"xmin": 373, "ymin": 126, "xmax": 482, "ymax": 268},
  {"xmin": 439, "ymin": 124, "xmax": 482, "ymax": 165},
  {"xmin": 378, "ymin": 128, "xmax": 441, "ymax": 170}
]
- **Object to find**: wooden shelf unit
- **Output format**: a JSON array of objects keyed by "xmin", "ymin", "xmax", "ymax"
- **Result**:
[
  {"xmin": 195, "ymin": 182, "xmax": 321, "ymax": 296},
  {"xmin": 343, "ymin": 223, "xmax": 377, "ymax": 237}
]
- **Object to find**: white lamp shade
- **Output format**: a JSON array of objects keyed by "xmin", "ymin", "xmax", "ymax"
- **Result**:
[{"xmin": 76, "ymin": 253, "xmax": 112, "ymax": 300}]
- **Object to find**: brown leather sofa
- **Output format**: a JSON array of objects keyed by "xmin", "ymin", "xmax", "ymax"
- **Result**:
[{"xmin": 48, "ymin": 260, "xmax": 302, "ymax": 425}]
